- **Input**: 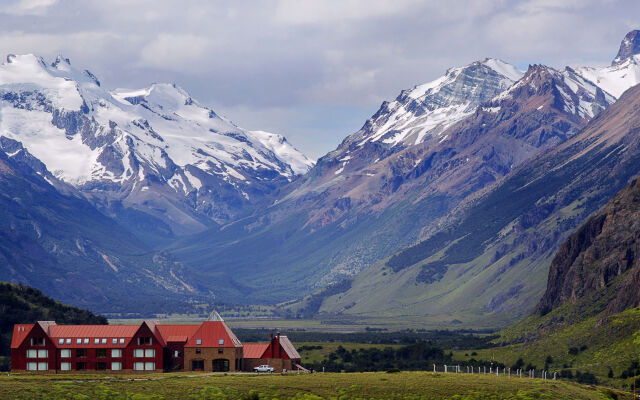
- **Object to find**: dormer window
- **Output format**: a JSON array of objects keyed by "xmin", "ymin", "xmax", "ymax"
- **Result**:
[
  {"xmin": 218, "ymin": 339, "xmax": 224, "ymax": 346},
  {"xmin": 66, "ymin": 338, "xmax": 71, "ymax": 345},
  {"xmin": 76, "ymin": 338, "xmax": 82, "ymax": 345},
  {"xmin": 83, "ymin": 338, "xmax": 89, "ymax": 344},
  {"xmin": 94, "ymin": 338, "xmax": 100, "ymax": 345},
  {"xmin": 101, "ymin": 338, "xmax": 107, "ymax": 344},
  {"xmin": 58, "ymin": 338, "xmax": 64, "ymax": 345},
  {"xmin": 119, "ymin": 338, "xmax": 125, "ymax": 344},
  {"xmin": 196, "ymin": 339, "xmax": 202, "ymax": 345}
]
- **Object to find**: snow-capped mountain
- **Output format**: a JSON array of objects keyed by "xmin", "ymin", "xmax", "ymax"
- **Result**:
[
  {"xmin": 574, "ymin": 29, "xmax": 640, "ymax": 99},
  {"xmin": 0, "ymin": 54, "xmax": 313, "ymax": 238}
]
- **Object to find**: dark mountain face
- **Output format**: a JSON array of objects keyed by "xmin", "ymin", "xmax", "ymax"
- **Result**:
[
  {"xmin": 0, "ymin": 138, "xmax": 199, "ymax": 313},
  {"xmin": 537, "ymin": 177, "xmax": 640, "ymax": 316},
  {"xmin": 612, "ymin": 29, "xmax": 640, "ymax": 65},
  {"xmin": 169, "ymin": 64, "xmax": 612, "ymax": 305}
]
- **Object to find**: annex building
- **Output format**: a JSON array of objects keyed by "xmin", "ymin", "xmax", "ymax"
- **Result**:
[{"xmin": 10, "ymin": 312, "xmax": 302, "ymax": 373}]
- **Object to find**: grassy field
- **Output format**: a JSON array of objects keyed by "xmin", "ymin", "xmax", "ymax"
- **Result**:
[{"xmin": 0, "ymin": 371, "xmax": 631, "ymax": 400}]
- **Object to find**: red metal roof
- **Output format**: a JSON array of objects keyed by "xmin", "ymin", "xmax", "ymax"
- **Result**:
[
  {"xmin": 184, "ymin": 321, "xmax": 242, "ymax": 348},
  {"xmin": 155, "ymin": 324, "xmax": 200, "ymax": 343},
  {"xmin": 48, "ymin": 325, "xmax": 139, "ymax": 348},
  {"xmin": 10, "ymin": 324, "xmax": 34, "ymax": 349},
  {"xmin": 243, "ymin": 343, "xmax": 269, "ymax": 358}
]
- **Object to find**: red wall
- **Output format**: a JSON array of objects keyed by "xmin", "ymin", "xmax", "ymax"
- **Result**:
[{"xmin": 11, "ymin": 324, "xmax": 57, "ymax": 372}]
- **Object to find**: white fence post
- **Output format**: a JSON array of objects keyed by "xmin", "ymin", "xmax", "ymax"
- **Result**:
[{"xmin": 445, "ymin": 365, "xmax": 447, "ymax": 373}]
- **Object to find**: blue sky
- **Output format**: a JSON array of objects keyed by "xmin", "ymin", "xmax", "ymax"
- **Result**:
[{"xmin": 0, "ymin": 0, "xmax": 638, "ymax": 158}]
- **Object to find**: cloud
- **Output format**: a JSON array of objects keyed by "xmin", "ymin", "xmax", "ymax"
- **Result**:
[
  {"xmin": 137, "ymin": 34, "xmax": 212, "ymax": 72},
  {"xmin": 1, "ymin": 0, "xmax": 57, "ymax": 16}
]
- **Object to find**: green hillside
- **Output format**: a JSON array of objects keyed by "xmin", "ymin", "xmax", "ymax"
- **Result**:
[{"xmin": 0, "ymin": 282, "xmax": 107, "ymax": 371}]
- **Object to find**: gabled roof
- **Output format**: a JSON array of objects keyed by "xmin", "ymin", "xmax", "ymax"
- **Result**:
[
  {"xmin": 156, "ymin": 325, "xmax": 200, "ymax": 343},
  {"xmin": 10, "ymin": 324, "xmax": 34, "ymax": 348},
  {"xmin": 48, "ymin": 325, "xmax": 139, "ymax": 348},
  {"xmin": 184, "ymin": 321, "xmax": 242, "ymax": 348},
  {"xmin": 279, "ymin": 336, "xmax": 301, "ymax": 360},
  {"xmin": 243, "ymin": 343, "xmax": 269, "ymax": 358}
]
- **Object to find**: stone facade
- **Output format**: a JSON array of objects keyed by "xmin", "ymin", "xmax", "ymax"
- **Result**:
[{"xmin": 184, "ymin": 346, "xmax": 243, "ymax": 372}]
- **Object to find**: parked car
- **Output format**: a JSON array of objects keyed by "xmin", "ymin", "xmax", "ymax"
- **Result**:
[{"xmin": 254, "ymin": 365, "xmax": 275, "ymax": 373}]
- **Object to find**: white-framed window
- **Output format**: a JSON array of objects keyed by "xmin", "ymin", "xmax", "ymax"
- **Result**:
[
  {"xmin": 37, "ymin": 349, "xmax": 48, "ymax": 358},
  {"xmin": 94, "ymin": 338, "xmax": 100, "ymax": 344},
  {"xmin": 134, "ymin": 349, "xmax": 144, "ymax": 358},
  {"xmin": 60, "ymin": 349, "xmax": 71, "ymax": 358},
  {"xmin": 60, "ymin": 362, "xmax": 71, "ymax": 371},
  {"xmin": 111, "ymin": 362, "xmax": 122, "ymax": 371},
  {"xmin": 76, "ymin": 338, "xmax": 82, "ymax": 345},
  {"xmin": 83, "ymin": 338, "xmax": 89, "ymax": 344},
  {"xmin": 26, "ymin": 362, "xmax": 37, "ymax": 371},
  {"xmin": 26, "ymin": 349, "xmax": 37, "ymax": 358},
  {"xmin": 218, "ymin": 339, "xmax": 224, "ymax": 346},
  {"xmin": 111, "ymin": 349, "xmax": 122, "ymax": 358},
  {"xmin": 196, "ymin": 339, "xmax": 202, "ymax": 345},
  {"xmin": 133, "ymin": 362, "xmax": 144, "ymax": 371},
  {"xmin": 37, "ymin": 362, "xmax": 48, "ymax": 371},
  {"xmin": 101, "ymin": 338, "xmax": 107, "ymax": 344},
  {"xmin": 119, "ymin": 338, "xmax": 125, "ymax": 344},
  {"xmin": 144, "ymin": 349, "xmax": 155, "ymax": 358},
  {"xmin": 65, "ymin": 338, "xmax": 71, "ymax": 345},
  {"xmin": 112, "ymin": 338, "xmax": 117, "ymax": 345},
  {"xmin": 58, "ymin": 338, "xmax": 64, "ymax": 345},
  {"xmin": 145, "ymin": 362, "xmax": 155, "ymax": 371}
]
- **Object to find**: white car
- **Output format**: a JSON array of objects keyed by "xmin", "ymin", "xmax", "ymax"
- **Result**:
[{"xmin": 254, "ymin": 365, "xmax": 275, "ymax": 373}]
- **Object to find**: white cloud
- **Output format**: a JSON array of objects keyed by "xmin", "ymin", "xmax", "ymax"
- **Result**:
[{"xmin": 2, "ymin": 0, "xmax": 57, "ymax": 16}]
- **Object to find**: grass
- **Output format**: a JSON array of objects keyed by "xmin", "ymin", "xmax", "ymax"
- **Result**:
[{"xmin": 0, "ymin": 371, "xmax": 631, "ymax": 400}]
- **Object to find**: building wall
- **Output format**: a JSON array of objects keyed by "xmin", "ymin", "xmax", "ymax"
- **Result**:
[
  {"xmin": 126, "ymin": 324, "xmax": 164, "ymax": 372},
  {"xmin": 184, "ymin": 347, "xmax": 242, "ymax": 372},
  {"xmin": 164, "ymin": 342, "xmax": 186, "ymax": 371},
  {"xmin": 11, "ymin": 325, "xmax": 57, "ymax": 372}
]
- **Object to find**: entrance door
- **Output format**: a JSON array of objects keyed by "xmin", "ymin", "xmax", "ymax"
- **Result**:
[
  {"xmin": 212, "ymin": 359, "xmax": 229, "ymax": 372},
  {"xmin": 191, "ymin": 360, "xmax": 204, "ymax": 371}
]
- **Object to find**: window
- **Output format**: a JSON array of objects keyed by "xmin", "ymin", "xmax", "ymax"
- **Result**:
[
  {"xmin": 145, "ymin": 362, "xmax": 155, "ymax": 371},
  {"xmin": 76, "ymin": 362, "xmax": 86, "ymax": 371},
  {"xmin": 112, "ymin": 338, "xmax": 117, "ymax": 345},
  {"xmin": 134, "ymin": 349, "xmax": 144, "ymax": 358},
  {"xmin": 111, "ymin": 349, "xmax": 122, "ymax": 358},
  {"xmin": 30, "ymin": 338, "xmax": 45, "ymax": 346},
  {"xmin": 196, "ymin": 339, "xmax": 202, "ymax": 345},
  {"xmin": 134, "ymin": 362, "xmax": 144, "ymax": 371},
  {"xmin": 218, "ymin": 349, "xmax": 223, "ymax": 354},
  {"xmin": 76, "ymin": 349, "xmax": 87, "ymax": 358},
  {"xmin": 96, "ymin": 349, "xmax": 107, "ymax": 358},
  {"xmin": 96, "ymin": 362, "xmax": 107, "ymax": 371},
  {"xmin": 101, "ymin": 338, "xmax": 107, "ymax": 345},
  {"xmin": 94, "ymin": 338, "xmax": 100, "ymax": 345},
  {"xmin": 26, "ymin": 349, "xmax": 37, "ymax": 358},
  {"xmin": 144, "ymin": 349, "xmax": 155, "ymax": 358},
  {"xmin": 173, "ymin": 350, "xmax": 179, "ymax": 358},
  {"xmin": 58, "ymin": 338, "xmax": 64, "ymax": 345},
  {"xmin": 60, "ymin": 349, "xmax": 71, "ymax": 358},
  {"xmin": 60, "ymin": 362, "xmax": 71, "ymax": 371},
  {"xmin": 111, "ymin": 362, "xmax": 122, "ymax": 371},
  {"xmin": 76, "ymin": 338, "xmax": 82, "ymax": 345},
  {"xmin": 37, "ymin": 362, "xmax": 48, "ymax": 371},
  {"xmin": 37, "ymin": 349, "xmax": 48, "ymax": 358},
  {"xmin": 191, "ymin": 360, "xmax": 204, "ymax": 371},
  {"xmin": 195, "ymin": 348, "xmax": 201, "ymax": 354},
  {"xmin": 119, "ymin": 338, "xmax": 125, "ymax": 345},
  {"xmin": 26, "ymin": 362, "xmax": 37, "ymax": 371},
  {"xmin": 65, "ymin": 338, "xmax": 71, "ymax": 345},
  {"xmin": 83, "ymin": 338, "xmax": 89, "ymax": 345},
  {"xmin": 137, "ymin": 337, "xmax": 152, "ymax": 345},
  {"xmin": 218, "ymin": 339, "xmax": 224, "ymax": 346}
]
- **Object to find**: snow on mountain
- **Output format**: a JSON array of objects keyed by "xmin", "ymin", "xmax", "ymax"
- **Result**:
[
  {"xmin": 0, "ymin": 54, "xmax": 313, "ymax": 235},
  {"xmin": 574, "ymin": 30, "xmax": 640, "ymax": 99}
]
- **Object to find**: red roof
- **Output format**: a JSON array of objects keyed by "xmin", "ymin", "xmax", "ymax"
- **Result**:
[
  {"xmin": 243, "ymin": 343, "xmax": 269, "ymax": 358},
  {"xmin": 184, "ymin": 321, "xmax": 242, "ymax": 348},
  {"xmin": 48, "ymin": 325, "xmax": 139, "ymax": 348},
  {"xmin": 10, "ymin": 324, "xmax": 34, "ymax": 348},
  {"xmin": 156, "ymin": 325, "xmax": 200, "ymax": 343}
]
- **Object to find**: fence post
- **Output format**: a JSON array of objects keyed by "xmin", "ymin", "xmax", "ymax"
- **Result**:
[{"xmin": 445, "ymin": 365, "xmax": 447, "ymax": 373}]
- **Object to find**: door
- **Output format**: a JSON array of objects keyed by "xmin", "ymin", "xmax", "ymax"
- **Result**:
[{"xmin": 212, "ymin": 359, "xmax": 229, "ymax": 372}]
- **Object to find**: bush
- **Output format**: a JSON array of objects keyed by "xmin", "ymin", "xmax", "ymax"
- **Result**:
[{"xmin": 386, "ymin": 368, "xmax": 401, "ymax": 373}]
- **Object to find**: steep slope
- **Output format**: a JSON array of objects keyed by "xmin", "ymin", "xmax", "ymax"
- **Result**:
[
  {"xmin": 0, "ymin": 54, "xmax": 312, "ymax": 242},
  {"xmin": 0, "ymin": 136, "xmax": 198, "ymax": 313},
  {"xmin": 170, "ymin": 62, "xmax": 612, "ymax": 304},
  {"xmin": 317, "ymin": 80, "xmax": 640, "ymax": 328},
  {"xmin": 0, "ymin": 282, "xmax": 107, "ymax": 370}
]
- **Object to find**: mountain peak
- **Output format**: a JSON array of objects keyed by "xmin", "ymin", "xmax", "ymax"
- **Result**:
[{"xmin": 612, "ymin": 29, "xmax": 640, "ymax": 66}]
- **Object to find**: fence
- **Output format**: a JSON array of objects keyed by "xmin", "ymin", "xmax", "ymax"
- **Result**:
[{"xmin": 433, "ymin": 364, "xmax": 556, "ymax": 380}]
